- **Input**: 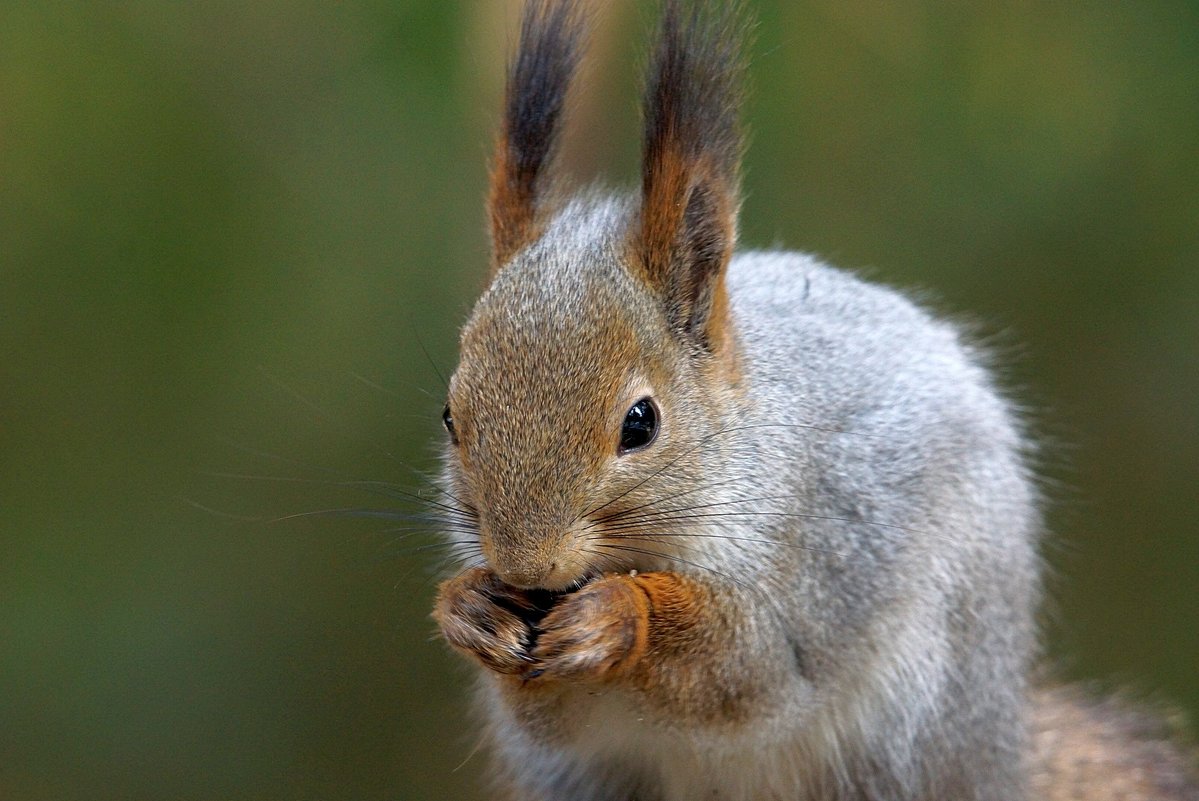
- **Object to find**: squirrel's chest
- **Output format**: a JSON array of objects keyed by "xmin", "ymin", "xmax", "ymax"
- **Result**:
[{"xmin": 495, "ymin": 684, "xmax": 810, "ymax": 801}]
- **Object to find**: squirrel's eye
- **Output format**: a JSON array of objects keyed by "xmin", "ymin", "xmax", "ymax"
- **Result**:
[
  {"xmin": 619, "ymin": 398, "xmax": 658, "ymax": 454},
  {"xmin": 442, "ymin": 403, "xmax": 458, "ymax": 445}
]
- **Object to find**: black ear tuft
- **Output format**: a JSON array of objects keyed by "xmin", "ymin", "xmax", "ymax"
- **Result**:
[
  {"xmin": 488, "ymin": 0, "xmax": 588, "ymax": 273},
  {"xmin": 636, "ymin": 0, "xmax": 748, "ymax": 351}
]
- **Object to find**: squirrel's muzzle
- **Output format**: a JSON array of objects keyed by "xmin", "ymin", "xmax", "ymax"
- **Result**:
[
  {"xmin": 481, "ymin": 525, "xmax": 587, "ymax": 590},
  {"xmin": 491, "ymin": 560, "xmax": 554, "ymax": 590}
]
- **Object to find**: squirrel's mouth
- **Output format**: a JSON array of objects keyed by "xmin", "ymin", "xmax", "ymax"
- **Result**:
[
  {"xmin": 506, "ymin": 567, "xmax": 601, "ymax": 624},
  {"xmin": 513, "ymin": 587, "xmax": 563, "ymax": 628}
]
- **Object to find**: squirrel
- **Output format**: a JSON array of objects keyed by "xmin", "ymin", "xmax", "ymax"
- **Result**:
[{"xmin": 430, "ymin": 1, "xmax": 1199, "ymax": 799}]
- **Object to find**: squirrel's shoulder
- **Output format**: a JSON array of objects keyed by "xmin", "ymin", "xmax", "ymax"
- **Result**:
[
  {"xmin": 724, "ymin": 249, "xmax": 1022, "ymax": 453},
  {"xmin": 726, "ymin": 249, "xmax": 977, "ymax": 380},
  {"xmin": 727, "ymin": 249, "xmax": 941, "ymax": 332}
]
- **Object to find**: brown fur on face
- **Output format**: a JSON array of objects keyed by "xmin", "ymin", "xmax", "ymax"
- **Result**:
[
  {"xmin": 453, "ymin": 181, "xmax": 747, "ymax": 590},
  {"xmin": 447, "ymin": 254, "xmax": 664, "ymax": 589},
  {"xmin": 445, "ymin": 258, "xmax": 743, "ymax": 591}
]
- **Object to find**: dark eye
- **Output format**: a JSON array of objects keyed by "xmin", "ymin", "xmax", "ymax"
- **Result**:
[
  {"xmin": 442, "ymin": 403, "xmax": 458, "ymax": 445},
  {"xmin": 619, "ymin": 398, "xmax": 658, "ymax": 454}
]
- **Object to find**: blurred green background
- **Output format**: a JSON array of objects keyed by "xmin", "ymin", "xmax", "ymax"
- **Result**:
[{"xmin": 2, "ymin": 1, "xmax": 1196, "ymax": 798}]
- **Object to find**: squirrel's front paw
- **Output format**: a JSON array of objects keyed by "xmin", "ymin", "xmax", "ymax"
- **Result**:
[
  {"xmin": 528, "ymin": 575, "xmax": 651, "ymax": 683},
  {"xmin": 433, "ymin": 567, "xmax": 543, "ymax": 675}
]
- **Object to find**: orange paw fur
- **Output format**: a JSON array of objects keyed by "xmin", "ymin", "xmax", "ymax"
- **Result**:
[{"xmin": 526, "ymin": 574, "xmax": 651, "ymax": 683}]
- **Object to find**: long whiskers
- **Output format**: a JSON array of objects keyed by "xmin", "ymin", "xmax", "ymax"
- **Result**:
[
  {"xmin": 203, "ymin": 471, "xmax": 476, "ymax": 522},
  {"xmin": 585, "ymin": 540, "xmax": 791, "ymax": 616},
  {"xmin": 218, "ymin": 433, "xmax": 474, "ymax": 514},
  {"xmin": 585, "ymin": 473, "xmax": 757, "ymax": 528},
  {"xmin": 600, "ymin": 506, "xmax": 926, "ymax": 538},
  {"xmin": 580, "ymin": 421, "xmax": 883, "ymax": 524},
  {"xmin": 590, "ymin": 530, "xmax": 848, "ymax": 558},
  {"xmin": 586, "ymin": 541, "xmax": 754, "ymax": 594}
]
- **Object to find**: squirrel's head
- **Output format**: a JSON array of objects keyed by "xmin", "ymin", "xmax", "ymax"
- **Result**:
[{"xmin": 442, "ymin": 0, "xmax": 747, "ymax": 590}]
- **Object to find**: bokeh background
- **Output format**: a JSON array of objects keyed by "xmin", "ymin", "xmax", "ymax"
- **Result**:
[{"xmin": 2, "ymin": 1, "xmax": 1196, "ymax": 799}]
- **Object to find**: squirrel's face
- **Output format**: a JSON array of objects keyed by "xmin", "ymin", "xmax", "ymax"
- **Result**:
[{"xmin": 442, "ymin": 205, "xmax": 736, "ymax": 590}]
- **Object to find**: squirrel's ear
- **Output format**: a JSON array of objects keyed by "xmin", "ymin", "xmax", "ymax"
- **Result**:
[
  {"xmin": 634, "ymin": 0, "xmax": 746, "ymax": 353},
  {"xmin": 487, "ymin": 0, "xmax": 586, "ymax": 275}
]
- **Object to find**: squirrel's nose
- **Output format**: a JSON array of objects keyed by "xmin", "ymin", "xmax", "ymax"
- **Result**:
[
  {"xmin": 488, "ymin": 545, "xmax": 588, "ymax": 590},
  {"xmin": 481, "ymin": 535, "xmax": 555, "ymax": 588},
  {"xmin": 497, "ymin": 556, "xmax": 591, "ymax": 591}
]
